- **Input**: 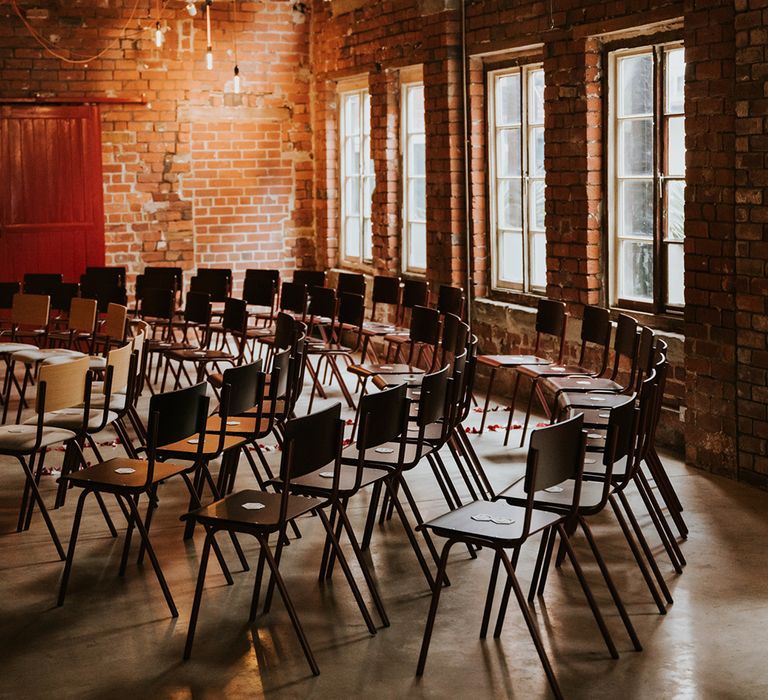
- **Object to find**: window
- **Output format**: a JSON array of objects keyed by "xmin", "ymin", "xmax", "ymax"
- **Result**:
[
  {"xmin": 609, "ymin": 44, "xmax": 685, "ymax": 311},
  {"xmin": 488, "ymin": 64, "xmax": 546, "ymax": 292},
  {"xmin": 402, "ymin": 81, "xmax": 427, "ymax": 273},
  {"xmin": 340, "ymin": 86, "xmax": 374, "ymax": 262}
]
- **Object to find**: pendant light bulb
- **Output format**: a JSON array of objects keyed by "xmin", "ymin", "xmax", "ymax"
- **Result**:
[
  {"xmin": 154, "ymin": 21, "xmax": 163, "ymax": 47},
  {"xmin": 233, "ymin": 65, "xmax": 241, "ymax": 93},
  {"xmin": 206, "ymin": 48, "xmax": 214, "ymax": 70}
]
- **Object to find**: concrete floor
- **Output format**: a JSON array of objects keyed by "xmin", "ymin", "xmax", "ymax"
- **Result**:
[{"xmin": 1, "ymin": 373, "xmax": 768, "ymax": 700}]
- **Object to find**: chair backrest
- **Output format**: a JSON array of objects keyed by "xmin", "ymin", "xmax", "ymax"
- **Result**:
[
  {"xmin": 243, "ymin": 275, "xmax": 277, "ymax": 308},
  {"xmin": 23, "ymin": 273, "xmax": 62, "ymax": 296},
  {"xmin": 102, "ymin": 303, "xmax": 128, "ymax": 341},
  {"xmin": 52, "ymin": 283, "xmax": 80, "ymax": 313},
  {"xmin": 141, "ymin": 288, "xmax": 175, "ymax": 321},
  {"xmin": 272, "ymin": 312, "xmax": 296, "ymax": 351},
  {"xmin": 293, "ymin": 269, "xmax": 326, "ymax": 289},
  {"xmin": 191, "ymin": 269, "xmax": 230, "ymax": 303},
  {"xmin": 279, "ymin": 282, "xmax": 308, "ymax": 316},
  {"xmin": 402, "ymin": 279, "xmax": 429, "ymax": 309},
  {"xmin": 245, "ymin": 268, "xmax": 280, "ymax": 287},
  {"xmin": 578, "ymin": 305, "xmax": 611, "ymax": 370},
  {"xmin": 440, "ymin": 312, "xmax": 462, "ymax": 356},
  {"xmin": 184, "ymin": 291, "xmax": 212, "ymax": 326},
  {"xmin": 632, "ymin": 326, "xmax": 655, "ymax": 391},
  {"xmin": 279, "ymin": 402, "xmax": 343, "ymax": 486},
  {"xmin": 357, "ymin": 383, "xmax": 409, "ymax": 450},
  {"xmin": 11, "ymin": 293, "xmax": 50, "ymax": 328},
  {"xmin": 338, "ymin": 292, "xmax": 365, "ymax": 328},
  {"xmin": 307, "ymin": 286, "xmax": 337, "ymax": 322},
  {"xmin": 106, "ymin": 341, "xmax": 134, "ymax": 395},
  {"xmin": 221, "ymin": 297, "xmax": 248, "ymax": 334},
  {"xmin": 0, "ymin": 282, "xmax": 20, "ymax": 309},
  {"xmin": 270, "ymin": 347, "xmax": 292, "ymax": 400},
  {"xmin": 524, "ymin": 413, "xmax": 586, "ymax": 505},
  {"xmin": 37, "ymin": 356, "xmax": 89, "ymax": 413},
  {"xmin": 436, "ymin": 284, "xmax": 464, "ymax": 318},
  {"xmin": 221, "ymin": 360, "xmax": 264, "ymax": 416},
  {"xmin": 371, "ymin": 275, "xmax": 401, "ymax": 318},
  {"xmin": 610, "ymin": 313, "xmax": 638, "ymax": 379},
  {"xmin": 417, "ymin": 365, "xmax": 450, "ymax": 427},
  {"xmin": 408, "ymin": 305, "xmax": 441, "ymax": 346},
  {"xmin": 67, "ymin": 297, "xmax": 98, "ymax": 334},
  {"xmin": 337, "ymin": 272, "xmax": 366, "ymax": 297},
  {"xmin": 85, "ymin": 266, "xmax": 126, "ymax": 288},
  {"xmin": 143, "ymin": 266, "xmax": 182, "ymax": 292},
  {"xmin": 534, "ymin": 299, "xmax": 566, "ymax": 360}
]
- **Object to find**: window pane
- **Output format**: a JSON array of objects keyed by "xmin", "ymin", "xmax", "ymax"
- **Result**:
[
  {"xmin": 409, "ymin": 134, "xmax": 426, "ymax": 177},
  {"xmin": 530, "ymin": 232, "xmax": 547, "ymax": 289},
  {"xmin": 497, "ymin": 128, "xmax": 522, "ymax": 177},
  {"xmin": 667, "ymin": 117, "xmax": 685, "ymax": 177},
  {"xmin": 619, "ymin": 119, "xmax": 653, "ymax": 176},
  {"xmin": 619, "ymin": 180, "xmax": 654, "ymax": 237},
  {"xmin": 666, "ymin": 243, "xmax": 684, "ymax": 306},
  {"xmin": 666, "ymin": 48, "xmax": 685, "ymax": 114},
  {"xmin": 408, "ymin": 222, "xmax": 427, "ymax": 269},
  {"xmin": 620, "ymin": 240, "xmax": 653, "ymax": 301},
  {"xmin": 345, "ymin": 177, "xmax": 360, "ymax": 216},
  {"xmin": 496, "ymin": 73, "xmax": 521, "ymax": 126},
  {"xmin": 344, "ymin": 93, "xmax": 360, "ymax": 135},
  {"xmin": 345, "ymin": 217, "xmax": 361, "ymax": 258},
  {"xmin": 407, "ymin": 85, "xmax": 425, "ymax": 133},
  {"xmin": 499, "ymin": 230, "xmax": 524, "ymax": 283},
  {"xmin": 345, "ymin": 137, "xmax": 361, "ymax": 176},
  {"xmin": 363, "ymin": 218, "xmax": 372, "ymax": 259},
  {"xmin": 666, "ymin": 180, "xmax": 685, "ymax": 241},
  {"xmin": 409, "ymin": 178, "xmax": 426, "ymax": 221},
  {"xmin": 528, "ymin": 69, "xmax": 545, "ymax": 125},
  {"xmin": 529, "ymin": 179, "xmax": 546, "ymax": 231},
  {"xmin": 498, "ymin": 179, "xmax": 523, "ymax": 230},
  {"xmin": 619, "ymin": 54, "xmax": 653, "ymax": 116},
  {"xmin": 529, "ymin": 126, "xmax": 545, "ymax": 177},
  {"xmin": 363, "ymin": 136, "xmax": 373, "ymax": 175}
]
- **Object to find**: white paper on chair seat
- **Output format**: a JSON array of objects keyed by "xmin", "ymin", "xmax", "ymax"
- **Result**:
[
  {"xmin": 587, "ymin": 433, "xmax": 604, "ymax": 439},
  {"xmin": 599, "ymin": 413, "xmax": 610, "ymax": 418},
  {"xmin": 576, "ymin": 380, "xmax": 590, "ymax": 385},
  {"xmin": 187, "ymin": 438, "xmax": 199, "ymax": 444},
  {"xmin": 550, "ymin": 366, "xmax": 565, "ymax": 371},
  {"xmin": 193, "ymin": 351, "xmax": 206, "ymax": 356},
  {"xmin": 52, "ymin": 409, "xmax": 82, "ymax": 415},
  {"xmin": 242, "ymin": 502, "xmax": 265, "ymax": 510},
  {"xmin": 379, "ymin": 365, "xmax": 393, "ymax": 370},
  {"xmin": 374, "ymin": 447, "xmax": 394, "ymax": 454},
  {"xmin": 226, "ymin": 421, "xmax": 240, "ymax": 426},
  {"xmin": 584, "ymin": 458, "xmax": 597, "ymax": 464},
  {"xmin": 114, "ymin": 467, "xmax": 136, "ymax": 474},
  {"xmin": 6, "ymin": 427, "xmax": 31, "ymax": 433},
  {"xmin": 471, "ymin": 513, "xmax": 514, "ymax": 525},
  {"xmin": 319, "ymin": 471, "xmax": 334, "ymax": 478},
  {"xmin": 544, "ymin": 486, "xmax": 565, "ymax": 493},
  {"xmin": 588, "ymin": 396, "xmax": 606, "ymax": 401}
]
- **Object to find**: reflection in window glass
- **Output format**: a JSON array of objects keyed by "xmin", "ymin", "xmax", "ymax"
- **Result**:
[{"xmin": 403, "ymin": 82, "xmax": 427, "ymax": 272}]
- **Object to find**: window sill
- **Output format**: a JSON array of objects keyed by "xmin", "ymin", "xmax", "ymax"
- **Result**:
[
  {"xmin": 481, "ymin": 288, "xmax": 545, "ymax": 309},
  {"xmin": 609, "ymin": 306, "xmax": 685, "ymax": 337}
]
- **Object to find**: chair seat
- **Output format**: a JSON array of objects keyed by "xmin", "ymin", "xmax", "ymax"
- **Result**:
[
  {"xmin": 90, "ymin": 380, "xmax": 127, "ymax": 396},
  {"xmin": 544, "ymin": 376, "xmax": 623, "ymax": 394},
  {"xmin": 88, "ymin": 355, "xmax": 107, "ymax": 370},
  {"xmin": 341, "ymin": 440, "xmax": 422, "ymax": 467},
  {"xmin": 477, "ymin": 354, "xmax": 551, "ymax": 369},
  {"xmin": 0, "ymin": 424, "xmax": 76, "ymax": 451},
  {"xmin": 189, "ymin": 489, "xmax": 324, "ymax": 530},
  {"xmin": 372, "ymin": 372, "xmax": 425, "ymax": 390},
  {"xmin": 557, "ymin": 391, "xmax": 632, "ymax": 412},
  {"xmin": 147, "ymin": 340, "xmax": 187, "ymax": 352},
  {"xmin": 498, "ymin": 477, "xmax": 606, "ymax": 512},
  {"xmin": 516, "ymin": 363, "xmax": 592, "ymax": 379},
  {"xmin": 12, "ymin": 348, "xmax": 85, "ymax": 364},
  {"xmin": 423, "ymin": 499, "xmax": 562, "ymax": 545},
  {"xmin": 564, "ymin": 406, "xmax": 611, "ymax": 425},
  {"xmin": 85, "ymin": 392, "xmax": 127, "ymax": 411},
  {"xmin": 206, "ymin": 414, "xmax": 260, "ymax": 436},
  {"xmin": 0, "ymin": 342, "xmax": 38, "ymax": 355},
  {"xmin": 348, "ymin": 362, "xmax": 425, "ymax": 378},
  {"xmin": 166, "ymin": 348, "xmax": 233, "ymax": 362},
  {"xmin": 158, "ymin": 431, "xmax": 247, "ymax": 457},
  {"xmin": 24, "ymin": 408, "xmax": 117, "ymax": 430},
  {"xmin": 64, "ymin": 457, "xmax": 189, "ymax": 489},
  {"xmin": 270, "ymin": 463, "xmax": 389, "ymax": 495}
]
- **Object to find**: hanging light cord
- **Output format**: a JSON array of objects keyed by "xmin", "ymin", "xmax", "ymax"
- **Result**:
[
  {"xmin": 11, "ymin": 0, "xmax": 153, "ymax": 65},
  {"xmin": 232, "ymin": 0, "xmax": 239, "ymax": 68}
]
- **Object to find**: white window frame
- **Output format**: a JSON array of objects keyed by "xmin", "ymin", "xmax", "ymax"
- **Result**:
[
  {"xmin": 607, "ymin": 42, "xmax": 686, "ymax": 312},
  {"xmin": 487, "ymin": 63, "xmax": 547, "ymax": 293},
  {"xmin": 339, "ymin": 81, "xmax": 374, "ymax": 264},
  {"xmin": 401, "ymin": 76, "xmax": 427, "ymax": 274}
]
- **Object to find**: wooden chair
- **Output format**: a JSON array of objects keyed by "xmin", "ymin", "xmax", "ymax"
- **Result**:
[
  {"xmin": 181, "ymin": 402, "xmax": 376, "ymax": 674},
  {"xmin": 90, "ymin": 302, "xmax": 128, "ymax": 354},
  {"xmin": 47, "ymin": 296, "xmax": 98, "ymax": 349},
  {"xmin": 476, "ymin": 298, "xmax": 566, "ymax": 440}
]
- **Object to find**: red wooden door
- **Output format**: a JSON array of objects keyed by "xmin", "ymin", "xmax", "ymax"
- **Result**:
[{"xmin": 0, "ymin": 105, "xmax": 105, "ymax": 282}]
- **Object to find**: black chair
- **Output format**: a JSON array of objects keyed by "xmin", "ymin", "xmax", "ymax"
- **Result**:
[
  {"xmin": 337, "ymin": 271, "xmax": 366, "ymax": 297},
  {"xmin": 192, "ymin": 268, "xmax": 232, "ymax": 303},
  {"xmin": 23, "ymin": 273, "xmax": 62, "ymax": 296},
  {"xmin": 435, "ymin": 284, "xmax": 465, "ymax": 319},
  {"xmin": 292, "ymin": 269, "xmax": 326, "ymax": 289},
  {"xmin": 182, "ymin": 402, "xmax": 377, "ymax": 675}
]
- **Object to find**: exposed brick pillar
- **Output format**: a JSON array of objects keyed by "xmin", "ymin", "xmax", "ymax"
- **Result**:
[
  {"xmin": 369, "ymin": 69, "xmax": 402, "ymax": 276},
  {"xmin": 543, "ymin": 36, "xmax": 602, "ymax": 311},
  {"xmin": 468, "ymin": 56, "xmax": 488, "ymax": 300},
  {"xmin": 312, "ymin": 78, "xmax": 339, "ymax": 271},
  {"xmin": 423, "ymin": 8, "xmax": 467, "ymax": 292},
  {"xmin": 683, "ymin": 0, "xmax": 738, "ymax": 479}
]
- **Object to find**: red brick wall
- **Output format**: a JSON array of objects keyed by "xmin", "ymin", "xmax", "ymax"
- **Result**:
[{"xmin": 0, "ymin": 0, "xmax": 313, "ymax": 289}]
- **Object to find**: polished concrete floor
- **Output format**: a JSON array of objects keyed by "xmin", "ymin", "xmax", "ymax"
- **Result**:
[{"xmin": 1, "ymin": 373, "xmax": 767, "ymax": 700}]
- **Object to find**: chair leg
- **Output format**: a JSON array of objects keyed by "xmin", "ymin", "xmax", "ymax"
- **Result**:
[
  {"xmin": 579, "ymin": 517, "xmax": 642, "ymax": 651},
  {"xmin": 608, "ymin": 494, "xmax": 667, "ymax": 615},
  {"xmin": 57, "ymin": 488, "xmax": 90, "ymax": 606},
  {"xmin": 556, "ymin": 523, "xmax": 619, "ymax": 659},
  {"xmin": 415, "ymin": 538, "xmax": 456, "ymax": 676},
  {"xmin": 361, "ymin": 480, "xmax": 382, "ymax": 551},
  {"xmin": 503, "ymin": 373, "xmax": 522, "ymax": 447},
  {"xmin": 16, "ymin": 454, "xmax": 65, "ymax": 560},
  {"xmin": 262, "ymin": 524, "xmax": 288, "ymax": 614},
  {"xmin": 126, "ymin": 495, "xmax": 178, "ymax": 617},
  {"xmin": 528, "ymin": 527, "xmax": 553, "ymax": 602},
  {"xmin": 456, "ymin": 428, "xmax": 496, "ymax": 498},
  {"xmin": 491, "ymin": 546, "xmax": 521, "ymax": 639},
  {"xmin": 633, "ymin": 472, "xmax": 685, "ymax": 573},
  {"xmin": 498, "ymin": 548, "xmax": 564, "ymax": 700},
  {"xmin": 183, "ymin": 528, "xmax": 214, "ymax": 660},
  {"xmin": 258, "ymin": 533, "xmax": 320, "ymax": 677},
  {"xmin": 317, "ymin": 507, "xmax": 377, "ymax": 635},
  {"xmin": 398, "ymin": 477, "xmax": 449, "ymax": 577},
  {"xmin": 478, "ymin": 367, "xmax": 497, "ymax": 434},
  {"xmin": 519, "ymin": 377, "xmax": 539, "ymax": 448},
  {"xmin": 249, "ymin": 545, "xmax": 267, "ymax": 622},
  {"xmin": 22, "ymin": 446, "xmax": 47, "ymax": 531},
  {"xmin": 17, "ymin": 450, "xmax": 36, "ymax": 532},
  {"xmin": 479, "ymin": 549, "xmax": 502, "ymax": 639}
]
